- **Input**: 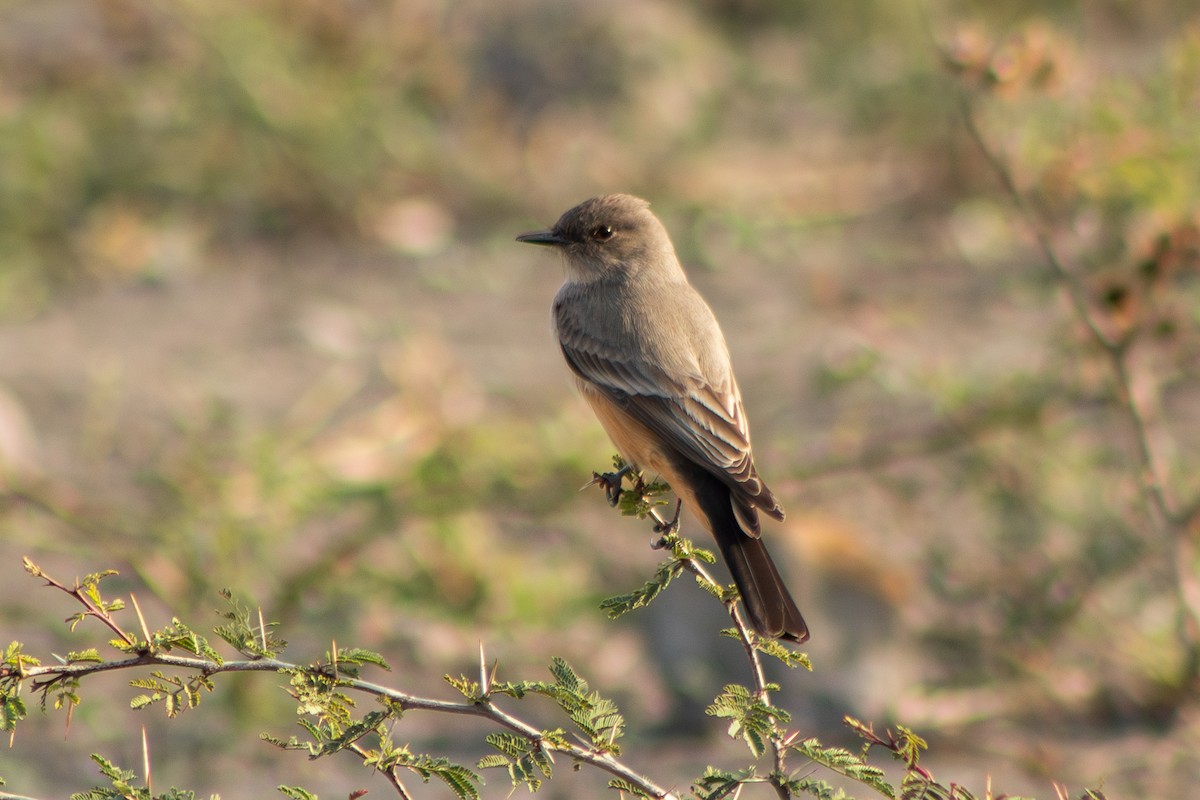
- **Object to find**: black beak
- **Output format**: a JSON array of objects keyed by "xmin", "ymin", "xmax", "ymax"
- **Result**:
[{"xmin": 516, "ymin": 228, "xmax": 569, "ymax": 246}]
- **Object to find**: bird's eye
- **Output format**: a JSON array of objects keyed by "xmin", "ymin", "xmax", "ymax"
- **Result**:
[{"xmin": 590, "ymin": 225, "xmax": 614, "ymax": 241}]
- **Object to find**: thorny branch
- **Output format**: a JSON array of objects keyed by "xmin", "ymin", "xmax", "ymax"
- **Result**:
[
  {"xmin": 4, "ymin": 562, "xmax": 679, "ymax": 800},
  {"xmin": 8, "ymin": 648, "xmax": 680, "ymax": 800}
]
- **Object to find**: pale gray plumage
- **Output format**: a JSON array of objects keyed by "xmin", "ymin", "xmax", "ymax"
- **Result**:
[{"xmin": 518, "ymin": 194, "xmax": 808, "ymax": 643}]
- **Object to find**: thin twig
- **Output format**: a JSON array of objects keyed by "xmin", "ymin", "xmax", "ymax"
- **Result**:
[
  {"xmin": 348, "ymin": 742, "xmax": 412, "ymax": 800},
  {"xmin": 958, "ymin": 94, "xmax": 1122, "ymax": 352},
  {"xmin": 23, "ymin": 563, "xmax": 136, "ymax": 648}
]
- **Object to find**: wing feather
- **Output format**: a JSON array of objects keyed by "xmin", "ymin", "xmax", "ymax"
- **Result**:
[{"xmin": 556, "ymin": 304, "xmax": 783, "ymax": 526}]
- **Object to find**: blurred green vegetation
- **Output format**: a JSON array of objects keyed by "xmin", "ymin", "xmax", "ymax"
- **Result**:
[{"xmin": 3, "ymin": 1, "xmax": 1200, "ymax": 798}]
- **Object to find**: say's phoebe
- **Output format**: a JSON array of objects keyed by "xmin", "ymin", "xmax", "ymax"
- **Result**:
[{"xmin": 517, "ymin": 194, "xmax": 809, "ymax": 643}]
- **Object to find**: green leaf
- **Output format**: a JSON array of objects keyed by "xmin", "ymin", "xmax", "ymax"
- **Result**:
[
  {"xmin": 333, "ymin": 647, "xmax": 390, "ymax": 671},
  {"xmin": 80, "ymin": 570, "xmax": 121, "ymax": 592},
  {"xmin": 893, "ymin": 724, "xmax": 928, "ymax": 768},
  {"xmin": 787, "ymin": 775, "xmax": 852, "ymax": 800},
  {"xmin": 400, "ymin": 755, "xmax": 481, "ymax": 800},
  {"xmin": 152, "ymin": 619, "xmax": 223, "ymax": 664},
  {"xmin": 130, "ymin": 694, "xmax": 159, "ymax": 711},
  {"xmin": 900, "ymin": 772, "xmax": 960, "ymax": 800},
  {"xmin": 127, "ymin": 671, "xmax": 213, "ymax": 717},
  {"xmin": 533, "ymin": 658, "xmax": 625, "ymax": 753},
  {"xmin": 68, "ymin": 753, "xmax": 208, "ymax": 800},
  {"xmin": 791, "ymin": 736, "xmax": 895, "ymax": 797},
  {"xmin": 66, "ymin": 648, "xmax": 103, "ymax": 664},
  {"xmin": 278, "ymin": 787, "xmax": 319, "ymax": 800},
  {"xmin": 214, "ymin": 590, "xmax": 286, "ymax": 658},
  {"xmin": 609, "ymin": 777, "xmax": 657, "ymax": 798},
  {"xmin": 694, "ymin": 767, "xmax": 758, "ymax": 800},
  {"xmin": 751, "ymin": 635, "xmax": 813, "ymax": 670},
  {"xmin": 479, "ymin": 732, "xmax": 552, "ymax": 792},
  {"xmin": 599, "ymin": 559, "xmax": 685, "ymax": 619},
  {"xmin": 284, "ymin": 666, "xmax": 357, "ymax": 724},
  {"xmin": 0, "ymin": 694, "xmax": 28, "ymax": 732},
  {"xmin": 705, "ymin": 684, "xmax": 788, "ymax": 758},
  {"xmin": 317, "ymin": 709, "xmax": 390, "ymax": 755},
  {"xmin": 547, "ymin": 657, "xmax": 581, "ymax": 692},
  {"xmin": 444, "ymin": 673, "xmax": 482, "ymax": 700}
]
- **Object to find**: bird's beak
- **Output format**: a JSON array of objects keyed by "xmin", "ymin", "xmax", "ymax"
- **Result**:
[{"xmin": 516, "ymin": 228, "xmax": 568, "ymax": 247}]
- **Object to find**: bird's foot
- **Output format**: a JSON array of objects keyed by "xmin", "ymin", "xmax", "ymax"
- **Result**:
[
  {"xmin": 589, "ymin": 464, "xmax": 633, "ymax": 507},
  {"xmin": 650, "ymin": 499, "xmax": 683, "ymax": 548}
]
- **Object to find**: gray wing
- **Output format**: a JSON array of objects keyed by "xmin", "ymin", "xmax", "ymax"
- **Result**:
[{"xmin": 555, "ymin": 300, "xmax": 783, "ymax": 527}]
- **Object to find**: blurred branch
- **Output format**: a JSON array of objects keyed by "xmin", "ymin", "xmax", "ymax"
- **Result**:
[
  {"xmin": 957, "ymin": 97, "xmax": 1126, "ymax": 354},
  {"xmin": 957, "ymin": 89, "xmax": 1200, "ymax": 676},
  {"xmin": 790, "ymin": 385, "xmax": 1054, "ymax": 481}
]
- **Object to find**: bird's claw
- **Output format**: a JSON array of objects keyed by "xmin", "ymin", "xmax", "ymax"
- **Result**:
[
  {"xmin": 589, "ymin": 465, "xmax": 633, "ymax": 507},
  {"xmin": 651, "ymin": 499, "xmax": 683, "ymax": 536}
]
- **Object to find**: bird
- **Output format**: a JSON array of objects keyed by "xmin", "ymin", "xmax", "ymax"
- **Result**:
[{"xmin": 517, "ymin": 194, "xmax": 808, "ymax": 643}]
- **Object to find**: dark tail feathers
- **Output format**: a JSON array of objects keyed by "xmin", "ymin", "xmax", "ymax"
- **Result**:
[
  {"xmin": 717, "ymin": 527, "xmax": 809, "ymax": 643},
  {"xmin": 684, "ymin": 467, "xmax": 809, "ymax": 643}
]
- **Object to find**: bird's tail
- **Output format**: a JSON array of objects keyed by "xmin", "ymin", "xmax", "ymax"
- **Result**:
[
  {"xmin": 684, "ymin": 468, "xmax": 809, "ymax": 643},
  {"xmin": 716, "ymin": 526, "xmax": 809, "ymax": 643}
]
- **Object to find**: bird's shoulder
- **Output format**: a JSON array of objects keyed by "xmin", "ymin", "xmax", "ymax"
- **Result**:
[{"xmin": 554, "ymin": 278, "xmax": 726, "ymax": 378}]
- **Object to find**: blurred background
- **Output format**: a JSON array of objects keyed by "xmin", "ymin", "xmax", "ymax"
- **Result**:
[{"xmin": 2, "ymin": 0, "xmax": 1200, "ymax": 797}]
